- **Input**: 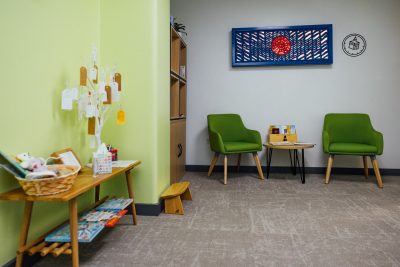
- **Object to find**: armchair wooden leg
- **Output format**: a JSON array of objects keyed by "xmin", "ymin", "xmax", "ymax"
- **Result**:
[
  {"xmin": 325, "ymin": 155, "xmax": 334, "ymax": 184},
  {"xmin": 208, "ymin": 153, "xmax": 219, "ymax": 177},
  {"xmin": 224, "ymin": 155, "xmax": 228, "ymax": 185},
  {"xmin": 362, "ymin": 156, "xmax": 369, "ymax": 178},
  {"xmin": 370, "ymin": 156, "xmax": 383, "ymax": 188},
  {"xmin": 237, "ymin": 153, "xmax": 241, "ymax": 172},
  {"xmin": 252, "ymin": 152, "xmax": 264, "ymax": 180}
]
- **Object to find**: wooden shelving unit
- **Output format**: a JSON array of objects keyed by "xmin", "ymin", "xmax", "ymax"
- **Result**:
[{"xmin": 170, "ymin": 26, "xmax": 187, "ymax": 184}]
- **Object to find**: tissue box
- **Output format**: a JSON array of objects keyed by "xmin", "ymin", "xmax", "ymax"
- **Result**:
[{"xmin": 93, "ymin": 152, "xmax": 112, "ymax": 175}]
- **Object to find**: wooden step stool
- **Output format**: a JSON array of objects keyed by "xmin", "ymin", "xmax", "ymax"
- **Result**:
[{"xmin": 160, "ymin": 181, "xmax": 192, "ymax": 215}]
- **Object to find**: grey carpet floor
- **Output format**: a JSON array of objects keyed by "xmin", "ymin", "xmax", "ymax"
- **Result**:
[{"xmin": 37, "ymin": 172, "xmax": 400, "ymax": 267}]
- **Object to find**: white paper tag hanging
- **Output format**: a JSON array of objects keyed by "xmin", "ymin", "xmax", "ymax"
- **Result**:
[
  {"xmin": 78, "ymin": 93, "xmax": 87, "ymax": 120},
  {"xmin": 61, "ymin": 89, "xmax": 73, "ymax": 110},
  {"xmin": 110, "ymin": 81, "xmax": 120, "ymax": 102},
  {"xmin": 89, "ymin": 135, "xmax": 96, "ymax": 149},
  {"xmin": 98, "ymin": 81, "xmax": 107, "ymax": 102},
  {"xmin": 86, "ymin": 104, "xmax": 95, "ymax": 118},
  {"xmin": 98, "ymin": 81, "xmax": 105, "ymax": 91},
  {"xmin": 94, "ymin": 105, "xmax": 99, "ymax": 117},
  {"xmin": 89, "ymin": 67, "xmax": 97, "ymax": 80},
  {"xmin": 70, "ymin": 88, "xmax": 79, "ymax": 100},
  {"xmin": 113, "ymin": 90, "xmax": 120, "ymax": 102}
]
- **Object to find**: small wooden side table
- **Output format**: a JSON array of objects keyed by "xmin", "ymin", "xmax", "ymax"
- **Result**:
[
  {"xmin": 0, "ymin": 161, "xmax": 141, "ymax": 267},
  {"xmin": 263, "ymin": 143, "xmax": 315, "ymax": 183}
]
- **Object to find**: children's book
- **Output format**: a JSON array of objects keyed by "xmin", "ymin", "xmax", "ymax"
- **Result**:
[
  {"xmin": 45, "ymin": 222, "xmax": 104, "ymax": 243},
  {"xmin": 269, "ymin": 125, "xmax": 296, "ymax": 135},
  {"xmin": 79, "ymin": 209, "xmax": 128, "ymax": 228},
  {"xmin": 80, "ymin": 210, "xmax": 119, "ymax": 223},
  {"xmin": 289, "ymin": 125, "xmax": 296, "ymax": 134},
  {"xmin": 95, "ymin": 198, "xmax": 133, "ymax": 211},
  {"xmin": 104, "ymin": 210, "xmax": 128, "ymax": 227}
]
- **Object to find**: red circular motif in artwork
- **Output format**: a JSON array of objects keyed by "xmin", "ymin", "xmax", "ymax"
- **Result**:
[{"xmin": 271, "ymin": 36, "xmax": 291, "ymax": 56}]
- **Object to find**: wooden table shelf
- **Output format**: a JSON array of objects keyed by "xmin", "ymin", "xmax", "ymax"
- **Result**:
[{"xmin": 0, "ymin": 161, "xmax": 141, "ymax": 267}]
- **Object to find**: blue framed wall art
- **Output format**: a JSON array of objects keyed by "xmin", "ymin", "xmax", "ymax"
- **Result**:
[{"xmin": 232, "ymin": 24, "xmax": 333, "ymax": 67}]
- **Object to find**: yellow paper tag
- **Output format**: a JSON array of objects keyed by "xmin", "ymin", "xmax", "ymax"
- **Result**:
[{"xmin": 117, "ymin": 109, "xmax": 125, "ymax": 125}]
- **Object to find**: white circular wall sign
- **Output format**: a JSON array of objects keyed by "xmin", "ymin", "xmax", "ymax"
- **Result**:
[{"xmin": 342, "ymin": 33, "xmax": 367, "ymax": 57}]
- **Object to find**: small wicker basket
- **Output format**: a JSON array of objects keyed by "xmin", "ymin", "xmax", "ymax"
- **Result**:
[{"xmin": 15, "ymin": 165, "xmax": 80, "ymax": 196}]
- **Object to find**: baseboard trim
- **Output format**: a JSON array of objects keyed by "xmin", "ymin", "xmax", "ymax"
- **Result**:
[
  {"xmin": 127, "ymin": 202, "xmax": 164, "ymax": 216},
  {"xmin": 186, "ymin": 165, "xmax": 400, "ymax": 176}
]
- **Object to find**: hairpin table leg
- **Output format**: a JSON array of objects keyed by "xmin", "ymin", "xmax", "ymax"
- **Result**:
[{"xmin": 266, "ymin": 148, "xmax": 273, "ymax": 178}]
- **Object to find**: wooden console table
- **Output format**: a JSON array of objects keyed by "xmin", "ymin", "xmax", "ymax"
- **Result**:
[{"xmin": 0, "ymin": 161, "xmax": 141, "ymax": 267}]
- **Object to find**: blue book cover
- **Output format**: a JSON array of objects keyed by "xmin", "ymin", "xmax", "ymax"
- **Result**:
[{"xmin": 45, "ymin": 222, "xmax": 104, "ymax": 243}]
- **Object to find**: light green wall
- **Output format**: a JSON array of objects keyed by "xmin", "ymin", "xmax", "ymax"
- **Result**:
[
  {"xmin": 100, "ymin": 0, "xmax": 170, "ymax": 204},
  {"xmin": 0, "ymin": 0, "xmax": 170, "ymax": 265},
  {"xmin": 0, "ymin": 1, "xmax": 99, "ymax": 265}
]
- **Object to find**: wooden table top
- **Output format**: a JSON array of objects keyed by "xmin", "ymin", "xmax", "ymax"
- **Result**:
[
  {"xmin": 263, "ymin": 143, "xmax": 315, "ymax": 150},
  {"xmin": 0, "ymin": 161, "xmax": 141, "ymax": 202}
]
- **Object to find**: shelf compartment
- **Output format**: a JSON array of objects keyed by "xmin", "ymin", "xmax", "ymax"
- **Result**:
[
  {"xmin": 179, "ymin": 45, "xmax": 187, "ymax": 79},
  {"xmin": 170, "ymin": 77, "xmax": 179, "ymax": 119},
  {"xmin": 179, "ymin": 81, "xmax": 187, "ymax": 117},
  {"xmin": 171, "ymin": 28, "xmax": 180, "ymax": 75}
]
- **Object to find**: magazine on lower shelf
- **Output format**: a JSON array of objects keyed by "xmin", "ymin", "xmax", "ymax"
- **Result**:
[
  {"xmin": 80, "ymin": 209, "xmax": 128, "ymax": 227},
  {"xmin": 80, "ymin": 210, "xmax": 120, "ymax": 223},
  {"xmin": 45, "ymin": 222, "xmax": 104, "ymax": 243},
  {"xmin": 95, "ymin": 198, "xmax": 133, "ymax": 211}
]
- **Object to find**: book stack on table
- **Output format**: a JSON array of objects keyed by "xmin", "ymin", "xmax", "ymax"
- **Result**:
[{"xmin": 45, "ymin": 198, "xmax": 133, "ymax": 243}]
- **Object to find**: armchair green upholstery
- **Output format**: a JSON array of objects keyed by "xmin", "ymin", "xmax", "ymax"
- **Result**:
[
  {"xmin": 208, "ymin": 114, "xmax": 262, "ymax": 154},
  {"xmin": 207, "ymin": 114, "xmax": 264, "ymax": 184},
  {"xmin": 323, "ymin": 113, "xmax": 384, "ymax": 188}
]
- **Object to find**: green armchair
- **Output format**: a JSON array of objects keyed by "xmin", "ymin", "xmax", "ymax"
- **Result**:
[
  {"xmin": 323, "ymin": 113, "xmax": 384, "ymax": 188},
  {"xmin": 207, "ymin": 114, "xmax": 264, "ymax": 184}
]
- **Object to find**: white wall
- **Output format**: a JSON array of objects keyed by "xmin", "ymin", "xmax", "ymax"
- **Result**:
[{"xmin": 171, "ymin": 0, "xmax": 400, "ymax": 169}]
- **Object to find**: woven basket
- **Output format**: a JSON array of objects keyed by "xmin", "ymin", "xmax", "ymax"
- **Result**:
[{"xmin": 15, "ymin": 165, "xmax": 80, "ymax": 196}]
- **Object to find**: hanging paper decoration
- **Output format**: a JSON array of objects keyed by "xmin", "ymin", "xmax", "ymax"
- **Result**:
[
  {"xmin": 232, "ymin": 24, "xmax": 333, "ymax": 67},
  {"xmin": 114, "ymin": 73, "xmax": 122, "ymax": 91},
  {"xmin": 103, "ymin": 86, "xmax": 112, "ymax": 104},
  {"xmin": 88, "ymin": 117, "xmax": 96, "ymax": 135},
  {"xmin": 80, "ymin": 67, "xmax": 87, "ymax": 86},
  {"xmin": 116, "ymin": 107, "xmax": 126, "ymax": 125},
  {"xmin": 61, "ymin": 46, "xmax": 125, "ymax": 149}
]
